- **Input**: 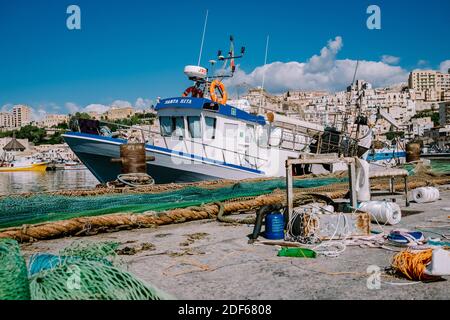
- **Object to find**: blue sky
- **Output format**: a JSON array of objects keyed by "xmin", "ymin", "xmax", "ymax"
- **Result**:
[{"xmin": 0, "ymin": 0, "xmax": 449, "ymax": 116}]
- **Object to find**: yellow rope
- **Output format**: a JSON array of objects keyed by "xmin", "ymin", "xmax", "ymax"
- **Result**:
[{"xmin": 391, "ymin": 249, "xmax": 434, "ymax": 281}]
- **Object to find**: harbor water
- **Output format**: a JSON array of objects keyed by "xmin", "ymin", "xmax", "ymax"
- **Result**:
[
  {"xmin": 0, "ymin": 159, "xmax": 449, "ymax": 196},
  {"xmin": 0, "ymin": 169, "xmax": 98, "ymax": 195}
]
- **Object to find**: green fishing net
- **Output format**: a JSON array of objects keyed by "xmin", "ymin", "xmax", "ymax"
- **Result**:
[
  {"xmin": 29, "ymin": 259, "xmax": 171, "ymax": 300},
  {"xmin": 59, "ymin": 241, "xmax": 120, "ymax": 264},
  {"xmin": 0, "ymin": 239, "xmax": 31, "ymax": 300},
  {"xmin": 0, "ymin": 177, "xmax": 345, "ymax": 229},
  {"xmin": 404, "ymin": 159, "xmax": 450, "ymax": 175},
  {"xmin": 0, "ymin": 240, "xmax": 172, "ymax": 300}
]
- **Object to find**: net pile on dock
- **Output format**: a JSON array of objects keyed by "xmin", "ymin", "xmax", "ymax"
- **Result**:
[
  {"xmin": 0, "ymin": 239, "xmax": 171, "ymax": 300},
  {"xmin": 0, "ymin": 239, "xmax": 30, "ymax": 300},
  {"xmin": 0, "ymin": 177, "xmax": 345, "ymax": 229},
  {"xmin": 1, "ymin": 167, "xmax": 449, "ymax": 243}
]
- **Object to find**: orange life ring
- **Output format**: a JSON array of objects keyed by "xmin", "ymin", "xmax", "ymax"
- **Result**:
[
  {"xmin": 209, "ymin": 80, "xmax": 227, "ymax": 105},
  {"xmin": 182, "ymin": 86, "xmax": 204, "ymax": 98}
]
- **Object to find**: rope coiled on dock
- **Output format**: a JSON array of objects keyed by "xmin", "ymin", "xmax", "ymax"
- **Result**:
[
  {"xmin": 0, "ymin": 193, "xmax": 325, "ymax": 242},
  {"xmin": 391, "ymin": 249, "xmax": 435, "ymax": 281}
]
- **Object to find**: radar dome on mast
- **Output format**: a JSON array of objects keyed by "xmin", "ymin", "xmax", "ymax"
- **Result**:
[{"xmin": 184, "ymin": 65, "xmax": 207, "ymax": 81}]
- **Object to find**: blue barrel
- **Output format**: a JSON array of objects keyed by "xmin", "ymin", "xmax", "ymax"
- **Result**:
[{"xmin": 264, "ymin": 212, "xmax": 285, "ymax": 240}]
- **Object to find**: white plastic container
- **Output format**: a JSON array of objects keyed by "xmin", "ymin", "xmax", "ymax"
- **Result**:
[
  {"xmin": 359, "ymin": 201, "xmax": 402, "ymax": 225},
  {"xmin": 410, "ymin": 187, "xmax": 440, "ymax": 204},
  {"xmin": 425, "ymin": 249, "xmax": 450, "ymax": 276}
]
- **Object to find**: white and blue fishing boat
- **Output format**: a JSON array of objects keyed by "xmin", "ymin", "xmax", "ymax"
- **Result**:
[
  {"xmin": 63, "ymin": 37, "xmax": 369, "ymax": 184},
  {"xmin": 63, "ymin": 95, "xmax": 327, "ymax": 184}
]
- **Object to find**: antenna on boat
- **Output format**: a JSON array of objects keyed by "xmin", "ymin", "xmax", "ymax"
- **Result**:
[
  {"xmin": 215, "ymin": 36, "xmax": 246, "ymax": 79},
  {"xmin": 351, "ymin": 60, "xmax": 359, "ymax": 85},
  {"xmin": 259, "ymin": 35, "xmax": 270, "ymax": 114},
  {"xmin": 342, "ymin": 60, "xmax": 359, "ymax": 132},
  {"xmin": 197, "ymin": 10, "xmax": 209, "ymax": 66}
]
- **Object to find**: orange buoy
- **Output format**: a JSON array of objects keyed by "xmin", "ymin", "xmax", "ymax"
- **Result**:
[{"xmin": 209, "ymin": 80, "xmax": 228, "ymax": 105}]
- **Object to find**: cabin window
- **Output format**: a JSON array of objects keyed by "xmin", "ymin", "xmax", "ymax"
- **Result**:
[
  {"xmin": 187, "ymin": 116, "xmax": 201, "ymax": 138},
  {"xmin": 160, "ymin": 116, "xmax": 172, "ymax": 137},
  {"xmin": 256, "ymin": 125, "xmax": 269, "ymax": 148},
  {"xmin": 268, "ymin": 127, "xmax": 282, "ymax": 146},
  {"xmin": 172, "ymin": 116, "xmax": 185, "ymax": 137},
  {"xmin": 245, "ymin": 124, "xmax": 255, "ymax": 144},
  {"xmin": 204, "ymin": 116, "xmax": 216, "ymax": 139}
]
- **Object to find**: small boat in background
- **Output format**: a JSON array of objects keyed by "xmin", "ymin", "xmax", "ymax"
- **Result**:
[
  {"xmin": 366, "ymin": 147, "xmax": 406, "ymax": 166},
  {"xmin": 0, "ymin": 156, "xmax": 48, "ymax": 172},
  {"xmin": 64, "ymin": 160, "xmax": 86, "ymax": 170}
]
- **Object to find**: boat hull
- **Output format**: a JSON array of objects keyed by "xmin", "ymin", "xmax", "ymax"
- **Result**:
[
  {"xmin": 0, "ymin": 162, "xmax": 48, "ymax": 172},
  {"xmin": 366, "ymin": 149, "xmax": 407, "ymax": 165},
  {"xmin": 63, "ymin": 132, "xmax": 262, "ymax": 184}
]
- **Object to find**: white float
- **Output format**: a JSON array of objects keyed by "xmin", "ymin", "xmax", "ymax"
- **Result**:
[
  {"xmin": 359, "ymin": 201, "xmax": 402, "ymax": 225},
  {"xmin": 410, "ymin": 187, "xmax": 440, "ymax": 204}
]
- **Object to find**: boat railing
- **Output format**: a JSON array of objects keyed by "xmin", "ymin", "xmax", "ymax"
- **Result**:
[
  {"xmin": 86, "ymin": 120, "xmax": 269, "ymax": 171},
  {"xmin": 271, "ymin": 123, "xmax": 361, "ymax": 157}
]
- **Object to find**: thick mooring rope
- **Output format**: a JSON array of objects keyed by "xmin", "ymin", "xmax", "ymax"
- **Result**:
[
  {"xmin": 0, "ymin": 193, "xmax": 325, "ymax": 243},
  {"xmin": 0, "ymin": 175, "xmax": 448, "ymax": 243},
  {"xmin": 0, "ymin": 194, "xmax": 278, "ymax": 242}
]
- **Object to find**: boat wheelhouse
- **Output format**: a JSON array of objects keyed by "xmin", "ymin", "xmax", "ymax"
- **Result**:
[{"xmin": 63, "ymin": 96, "xmax": 325, "ymax": 184}]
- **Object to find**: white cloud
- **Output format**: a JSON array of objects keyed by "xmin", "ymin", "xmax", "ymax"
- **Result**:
[
  {"xmin": 440, "ymin": 60, "xmax": 450, "ymax": 73},
  {"xmin": 417, "ymin": 60, "xmax": 429, "ymax": 66},
  {"xmin": 135, "ymin": 97, "xmax": 153, "ymax": 109},
  {"xmin": 30, "ymin": 107, "xmax": 47, "ymax": 122},
  {"xmin": 381, "ymin": 55, "xmax": 400, "ymax": 65},
  {"xmin": 84, "ymin": 104, "xmax": 110, "ymax": 114},
  {"xmin": 225, "ymin": 36, "xmax": 409, "ymax": 93},
  {"xmin": 65, "ymin": 102, "xmax": 80, "ymax": 114},
  {"xmin": 305, "ymin": 36, "xmax": 343, "ymax": 73},
  {"xmin": 66, "ymin": 99, "xmax": 138, "ymax": 115},
  {"xmin": 1, "ymin": 104, "xmax": 13, "ymax": 112},
  {"xmin": 111, "ymin": 100, "xmax": 133, "ymax": 109}
]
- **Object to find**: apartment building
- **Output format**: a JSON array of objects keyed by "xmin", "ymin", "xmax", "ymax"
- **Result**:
[
  {"xmin": 411, "ymin": 117, "xmax": 434, "ymax": 137},
  {"xmin": 439, "ymin": 101, "xmax": 450, "ymax": 126},
  {"xmin": 241, "ymin": 88, "xmax": 284, "ymax": 114},
  {"xmin": 40, "ymin": 114, "xmax": 70, "ymax": 128},
  {"xmin": 408, "ymin": 69, "xmax": 450, "ymax": 102},
  {"xmin": 424, "ymin": 125, "xmax": 450, "ymax": 150},
  {"xmin": 0, "ymin": 112, "xmax": 15, "ymax": 129},
  {"xmin": 104, "ymin": 106, "xmax": 134, "ymax": 120},
  {"xmin": 12, "ymin": 105, "xmax": 32, "ymax": 127}
]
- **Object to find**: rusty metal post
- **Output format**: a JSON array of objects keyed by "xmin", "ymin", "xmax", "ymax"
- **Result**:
[
  {"xmin": 389, "ymin": 177, "xmax": 394, "ymax": 194},
  {"xmin": 286, "ymin": 159, "xmax": 294, "ymax": 222},
  {"xmin": 111, "ymin": 143, "xmax": 155, "ymax": 174},
  {"xmin": 348, "ymin": 161, "xmax": 357, "ymax": 208},
  {"xmin": 404, "ymin": 176, "xmax": 410, "ymax": 207}
]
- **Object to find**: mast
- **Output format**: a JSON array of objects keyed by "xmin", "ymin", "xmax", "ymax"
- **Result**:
[
  {"xmin": 197, "ymin": 10, "xmax": 209, "ymax": 66},
  {"xmin": 351, "ymin": 60, "xmax": 359, "ymax": 85},
  {"xmin": 259, "ymin": 35, "xmax": 270, "ymax": 114},
  {"xmin": 343, "ymin": 61, "xmax": 359, "ymax": 131}
]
